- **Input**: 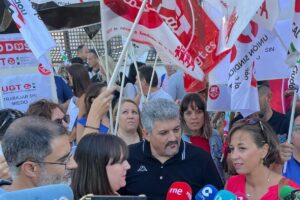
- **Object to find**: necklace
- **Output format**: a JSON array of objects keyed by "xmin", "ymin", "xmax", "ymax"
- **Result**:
[{"xmin": 246, "ymin": 171, "xmax": 271, "ymax": 199}]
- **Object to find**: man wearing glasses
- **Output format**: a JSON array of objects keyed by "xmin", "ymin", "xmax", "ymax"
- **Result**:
[{"xmin": 0, "ymin": 116, "xmax": 77, "ymax": 192}]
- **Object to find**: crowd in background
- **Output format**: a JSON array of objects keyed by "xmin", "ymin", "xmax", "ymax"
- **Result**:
[{"xmin": 0, "ymin": 44, "xmax": 299, "ymax": 200}]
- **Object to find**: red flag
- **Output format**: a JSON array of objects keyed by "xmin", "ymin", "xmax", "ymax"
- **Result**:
[{"xmin": 101, "ymin": 0, "xmax": 229, "ymax": 80}]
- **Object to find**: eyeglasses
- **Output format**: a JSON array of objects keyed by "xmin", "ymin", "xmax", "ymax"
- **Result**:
[
  {"xmin": 54, "ymin": 115, "xmax": 70, "ymax": 125},
  {"xmin": 16, "ymin": 152, "xmax": 72, "ymax": 170}
]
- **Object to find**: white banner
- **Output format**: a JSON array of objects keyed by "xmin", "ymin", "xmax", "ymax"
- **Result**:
[
  {"xmin": 1, "ymin": 74, "xmax": 54, "ymax": 112},
  {"xmin": 0, "ymin": 33, "xmax": 57, "ymax": 112},
  {"xmin": 0, "ymin": 33, "xmax": 38, "ymax": 69}
]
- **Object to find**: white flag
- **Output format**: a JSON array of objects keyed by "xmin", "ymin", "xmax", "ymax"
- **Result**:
[
  {"xmin": 204, "ymin": 0, "xmax": 264, "ymax": 52},
  {"xmin": 231, "ymin": 62, "xmax": 260, "ymax": 117},
  {"xmin": 7, "ymin": 0, "xmax": 56, "ymax": 69},
  {"xmin": 288, "ymin": 59, "xmax": 300, "ymax": 98},
  {"xmin": 207, "ymin": 83, "xmax": 231, "ymax": 112},
  {"xmin": 292, "ymin": 0, "xmax": 300, "ymax": 52},
  {"xmin": 253, "ymin": 0, "xmax": 279, "ymax": 30}
]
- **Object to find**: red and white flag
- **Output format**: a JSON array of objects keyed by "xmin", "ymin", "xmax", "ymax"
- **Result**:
[
  {"xmin": 229, "ymin": 21, "xmax": 290, "ymax": 85},
  {"xmin": 203, "ymin": 0, "xmax": 264, "ymax": 52},
  {"xmin": 101, "ymin": 0, "xmax": 229, "ymax": 80},
  {"xmin": 292, "ymin": 0, "xmax": 300, "ymax": 52},
  {"xmin": 253, "ymin": 0, "xmax": 279, "ymax": 30},
  {"xmin": 6, "ymin": 0, "xmax": 55, "ymax": 69},
  {"xmin": 207, "ymin": 83, "xmax": 231, "ymax": 111}
]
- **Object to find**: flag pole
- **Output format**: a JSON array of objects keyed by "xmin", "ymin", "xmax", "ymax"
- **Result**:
[
  {"xmin": 113, "ymin": 51, "xmax": 129, "ymax": 136},
  {"xmin": 107, "ymin": 0, "xmax": 148, "ymax": 89},
  {"xmin": 283, "ymin": 89, "xmax": 298, "ymax": 173},
  {"xmin": 146, "ymin": 54, "xmax": 159, "ymax": 102},
  {"xmin": 129, "ymin": 42, "xmax": 145, "ymax": 97}
]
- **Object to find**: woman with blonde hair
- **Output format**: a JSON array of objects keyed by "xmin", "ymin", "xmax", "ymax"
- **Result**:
[{"xmin": 113, "ymin": 99, "xmax": 143, "ymax": 145}]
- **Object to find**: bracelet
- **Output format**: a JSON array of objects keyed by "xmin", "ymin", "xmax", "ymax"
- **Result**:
[{"xmin": 85, "ymin": 125, "xmax": 99, "ymax": 131}]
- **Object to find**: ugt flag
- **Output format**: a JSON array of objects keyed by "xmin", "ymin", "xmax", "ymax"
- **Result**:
[
  {"xmin": 5, "ymin": 0, "xmax": 55, "ymax": 69},
  {"xmin": 101, "ymin": 0, "xmax": 229, "ymax": 80}
]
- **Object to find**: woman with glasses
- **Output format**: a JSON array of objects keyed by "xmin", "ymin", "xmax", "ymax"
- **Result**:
[
  {"xmin": 27, "ymin": 100, "xmax": 69, "ymax": 128},
  {"xmin": 71, "ymin": 134, "xmax": 130, "ymax": 199},
  {"xmin": 281, "ymin": 108, "xmax": 300, "ymax": 185},
  {"xmin": 113, "ymin": 99, "xmax": 143, "ymax": 145},
  {"xmin": 180, "ymin": 93, "xmax": 225, "ymax": 183},
  {"xmin": 226, "ymin": 118, "xmax": 299, "ymax": 199}
]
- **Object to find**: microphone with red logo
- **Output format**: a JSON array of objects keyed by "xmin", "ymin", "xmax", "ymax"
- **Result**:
[{"xmin": 166, "ymin": 182, "xmax": 192, "ymax": 200}]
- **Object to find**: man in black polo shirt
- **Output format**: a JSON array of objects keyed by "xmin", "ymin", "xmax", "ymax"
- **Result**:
[{"xmin": 119, "ymin": 99, "xmax": 223, "ymax": 200}]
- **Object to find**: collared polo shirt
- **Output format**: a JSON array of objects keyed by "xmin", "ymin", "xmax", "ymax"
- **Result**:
[{"xmin": 119, "ymin": 140, "xmax": 223, "ymax": 200}]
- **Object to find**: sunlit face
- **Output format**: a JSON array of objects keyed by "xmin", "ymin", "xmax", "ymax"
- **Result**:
[
  {"xmin": 119, "ymin": 102, "xmax": 140, "ymax": 133},
  {"xmin": 229, "ymin": 130, "xmax": 268, "ymax": 175},
  {"xmin": 106, "ymin": 158, "xmax": 130, "ymax": 192},
  {"xmin": 292, "ymin": 116, "xmax": 300, "ymax": 151},
  {"xmin": 37, "ymin": 135, "xmax": 75, "ymax": 186},
  {"xmin": 183, "ymin": 103, "xmax": 204, "ymax": 134},
  {"xmin": 144, "ymin": 118, "xmax": 181, "ymax": 159}
]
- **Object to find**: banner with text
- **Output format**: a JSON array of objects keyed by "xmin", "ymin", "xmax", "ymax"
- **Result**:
[{"xmin": 0, "ymin": 33, "xmax": 57, "ymax": 112}]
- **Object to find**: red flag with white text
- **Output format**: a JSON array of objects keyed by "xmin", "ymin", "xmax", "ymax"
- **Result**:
[{"xmin": 101, "ymin": 0, "xmax": 229, "ymax": 80}]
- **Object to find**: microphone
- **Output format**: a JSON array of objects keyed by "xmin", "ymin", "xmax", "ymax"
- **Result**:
[
  {"xmin": 279, "ymin": 185, "xmax": 300, "ymax": 200},
  {"xmin": 0, "ymin": 184, "xmax": 73, "ymax": 200},
  {"xmin": 195, "ymin": 184, "xmax": 218, "ymax": 200},
  {"xmin": 166, "ymin": 182, "xmax": 192, "ymax": 200},
  {"xmin": 213, "ymin": 190, "xmax": 237, "ymax": 200}
]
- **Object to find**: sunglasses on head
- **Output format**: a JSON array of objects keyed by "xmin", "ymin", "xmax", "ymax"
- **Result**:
[{"xmin": 234, "ymin": 117, "xmax": 266, "ymax": 142}]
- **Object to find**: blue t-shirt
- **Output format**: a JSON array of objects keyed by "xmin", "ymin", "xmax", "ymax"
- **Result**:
[
  {"xmin": 77, "ymin": 116, "xmax": 109, "ymax": 134},
  {"xmin": 283, "ymin": 155, "xmax": 300, "ymax": 185}
]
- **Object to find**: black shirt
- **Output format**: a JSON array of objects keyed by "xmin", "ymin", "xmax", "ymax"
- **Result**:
[
  {"xmin": 119, "ymin": 140, "xmax": 224, "ymax": 200},
  {"xmin": 231, "ymin": 110, "xmax": 290, "ymax": 143}
]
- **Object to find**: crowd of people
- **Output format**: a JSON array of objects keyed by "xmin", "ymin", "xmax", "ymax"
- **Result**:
[{"xmin": 0, "ymin": 44, "xmax": 299, "ymax": 200}]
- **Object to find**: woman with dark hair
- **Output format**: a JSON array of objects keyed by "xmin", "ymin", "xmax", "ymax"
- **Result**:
[
  {"xmin": 65, "ymin": 64, "xmax": 91, "ymax": 140},
  {"xmin": 113, "ymin": 99, "xmax": 143, "ymax": 145},
  {"xmin": 67, "ymin": 63, "xmax": 91, "ymax": 98},
  {"xmin": 71, "ymin": 133, "xmax": 130, "ymax": 199},
  {"xmin": 76, "ymin": 82, "xmax": 111, "ymax": 141},
  {"xmin": 180, "ymin": 93, "xmax": 224, "ymax": 182},
  {"xmin": 226, "ymin": 118, "xmax": 299, "ymax": 199}
]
